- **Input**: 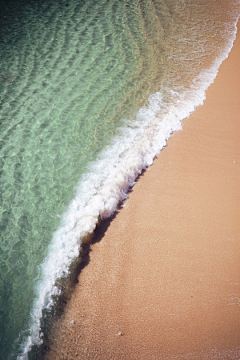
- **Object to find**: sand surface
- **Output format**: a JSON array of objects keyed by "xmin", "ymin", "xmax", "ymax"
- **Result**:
[{"xmin": 45, "ymin": 24, "xmax": 240, "ymax": 360}]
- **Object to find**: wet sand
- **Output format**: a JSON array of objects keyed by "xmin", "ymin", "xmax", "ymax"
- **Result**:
[{"xmin": 45, "ymin": 24, "xmax": 240, "ymax": 360}]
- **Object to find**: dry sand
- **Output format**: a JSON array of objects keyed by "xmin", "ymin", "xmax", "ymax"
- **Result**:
[{"xmin": 45, "ymin": 24, "xmax": 240, "ymax": 360}]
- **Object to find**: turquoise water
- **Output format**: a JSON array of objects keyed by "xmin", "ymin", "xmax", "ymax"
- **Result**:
[{"xmin": 0, "ymin": 0, "xmax": 239, "ymax": 359}]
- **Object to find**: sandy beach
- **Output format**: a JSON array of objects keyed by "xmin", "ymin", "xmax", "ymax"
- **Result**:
[{"xmin": 45, "ymin": 23, "xmax": 240, "ymax": 360}]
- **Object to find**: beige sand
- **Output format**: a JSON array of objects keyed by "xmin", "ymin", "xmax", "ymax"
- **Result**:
[{"xmin": 45, "ymin": 25, "xmax": 240, "ymax": 360}]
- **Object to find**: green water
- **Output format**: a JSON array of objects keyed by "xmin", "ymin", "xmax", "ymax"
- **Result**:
[{"xmin": 0, "ymin": 0, "xmax": 170, "ymax": 357}]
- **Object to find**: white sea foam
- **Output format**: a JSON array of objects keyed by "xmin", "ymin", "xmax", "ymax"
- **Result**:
[{"xmin": 18, "ymin": 18, "xmax": 238, "ymax": 360}]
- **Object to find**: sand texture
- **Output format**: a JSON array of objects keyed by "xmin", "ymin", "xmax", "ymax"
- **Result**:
[{"xmin": 45, "ymin": 25, "xmax": 240, "ymax": 360}]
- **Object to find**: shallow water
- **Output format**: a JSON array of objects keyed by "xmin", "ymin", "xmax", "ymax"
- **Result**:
[{"xmin": 0, "ymin": 0, "xmax": 239, "ymax": 359}]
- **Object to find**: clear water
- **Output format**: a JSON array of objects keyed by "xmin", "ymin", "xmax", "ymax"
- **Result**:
[{"xmin": 0, "ymin": 0, "xmax": 239, "ymax": 359}]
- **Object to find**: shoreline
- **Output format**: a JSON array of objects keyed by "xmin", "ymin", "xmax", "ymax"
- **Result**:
[{"xmin": 44, "ymin": 22, "xmax": 240, "ymax": 360}]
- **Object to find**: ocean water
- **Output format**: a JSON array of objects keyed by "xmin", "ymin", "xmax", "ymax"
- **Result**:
[{"xmin": 0, "ymin": 0, "xmax": 239, "ymax": 358}]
